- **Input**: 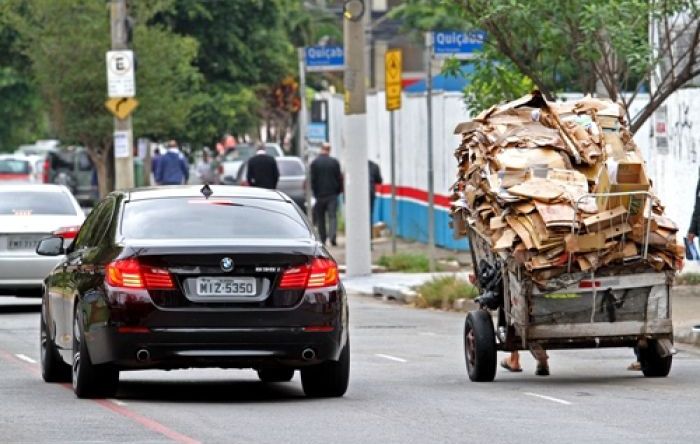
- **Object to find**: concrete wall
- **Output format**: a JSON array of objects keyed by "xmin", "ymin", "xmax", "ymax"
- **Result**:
[{"xmin": 322, "ymin": 88, "xmax": 700, "ymax": 251}]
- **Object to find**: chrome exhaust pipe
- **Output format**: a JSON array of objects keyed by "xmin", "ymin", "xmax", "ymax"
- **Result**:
[
  {"xmin": 136, "ymin": 349, "xmax": 150, "ymax": 362},
  {"xmin": 301, "ymin": 348, "xmax": 316, "ymax": 361}
]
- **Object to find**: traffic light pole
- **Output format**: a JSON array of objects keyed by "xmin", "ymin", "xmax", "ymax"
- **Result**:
[{"xmin": 110, "ymin": 0, "xmax": 134, "ymax": 190}]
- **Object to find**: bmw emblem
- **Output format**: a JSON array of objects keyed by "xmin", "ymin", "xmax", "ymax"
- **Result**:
[{"xmin": 220, "ymin": 257, "xmax": 234, "ymax": 272}]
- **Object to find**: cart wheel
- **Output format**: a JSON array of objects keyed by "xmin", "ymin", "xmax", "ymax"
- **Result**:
[
  {"xmin": 464, "ymin": 310, "xmax": 496, "ymax": 382},
  {"xmin": 639, "ymin": 340, "xmax": 672, "ymax": 378}
]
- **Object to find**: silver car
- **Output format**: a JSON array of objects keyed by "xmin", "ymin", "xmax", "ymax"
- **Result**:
[
  {"xmin": 0, "ymin": 184, "xmax": 84, "ymax": 297},
  {"xmin": 236, "ymin": 156, "xmax": 307, "ymax": 209}
]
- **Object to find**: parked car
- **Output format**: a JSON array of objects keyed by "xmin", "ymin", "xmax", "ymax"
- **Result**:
[
  {"xmin": 37, "ymin": 185, "xmax": 349, "ymax": 399},
  {"xmin": 46, "ymin": 147, "xmax": 97, "ymax": 206},
  {"xmin": 0, "ymin": 184, "xmax": 84, "ymax": 297},
  {"xmin": 0, "ymin": 155, "xmax": 36, "ymax": 184},
  {"xmin": 237, "ymin": 156, "xmax": 307, "ymax": 209},
  {"xmin": 220, "ymin": 143, "xmax": 284, "ymax": 184}
]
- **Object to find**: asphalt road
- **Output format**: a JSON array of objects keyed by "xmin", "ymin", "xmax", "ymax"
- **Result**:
[{"xmin": 1, "ymin": 295, "xmax": 699, "ymax": 444}]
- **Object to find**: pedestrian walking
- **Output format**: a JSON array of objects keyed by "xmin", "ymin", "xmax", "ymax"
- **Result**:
[
  {"xmin": 196, "ymin": 148, "xmax": 219, "ymax": 184},
  {"xmin": 246, "ymin": 145, "xmax": 279, "ymax": 189},
  {"xmin": 310, "ymin": 143, "xmax": 343, "ymax": 246},
  {"xmin": 155, "ymin": 140, "xmax": 189, "ymax": 185},
  {"xmin": 151, "ymin": 147, "xmax": 162, "ymax": 176},
  {"xmin": 368, "ymin": 159, "xmax": 383, "ymax": 227}
]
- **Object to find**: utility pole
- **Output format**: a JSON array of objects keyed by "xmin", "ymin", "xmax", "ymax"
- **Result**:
[
  {"xmin": 343, "ymin": 0, "xmax": 372, "ymax": 277},
  {"xmin": 110, "ymin": 0, "xmax": 134, "ymax": 190},
  {"xmin": 425, "ymin": 32, "xmax": 436, "ymax": 272},
  {"xmin": 297, "ymin": 48, "xmax": 312, "ymax": 220}
]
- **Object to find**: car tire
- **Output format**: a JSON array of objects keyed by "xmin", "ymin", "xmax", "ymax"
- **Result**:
[
  {"xmin": 257, "ymin": 368, "xmax": 295, "ymax": 383},
  {"xmin": 72, "ymin": 306, "xmax": 119, "ymax": 398},
  {"xmin": 639, "ymin": 340, "xmax": 673, "ymax": 378},
  {"xmin": 464, "ymin": 310, "xmax": 497, "ymax": 382},
  {"xmin": 300, "ymin": 341, "xmax": 350, "ymax": 398},
  {"xmin": 40, "ymin": 302, "xmax": 71, "ymax": 383}
]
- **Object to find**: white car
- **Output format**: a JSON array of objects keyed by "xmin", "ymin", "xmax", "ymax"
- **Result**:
[
  {"xmin": 0, "ymin": 154, "xmax": 37, "ymax": 184},
  {"xmin": 220, "ymin": 143, "xmax": 284, "ymax": 184},
  {"xmin": 0, "ymin": 184, "xmax": 84, "ymax": 297}
]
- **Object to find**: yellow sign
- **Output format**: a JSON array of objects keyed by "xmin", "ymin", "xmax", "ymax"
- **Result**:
[
  {"xmin": 105, "ymin": 97, "xmax": 139, "ymax": 120},
  {"xmin": 385, "ymin": 49, "xmax": 402, "ymax": 111}
]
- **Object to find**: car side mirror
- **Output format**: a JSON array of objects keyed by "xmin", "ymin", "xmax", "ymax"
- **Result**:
[{"xmin": 36, "ymin": 236, "xmax": 65, "ymax": 256}]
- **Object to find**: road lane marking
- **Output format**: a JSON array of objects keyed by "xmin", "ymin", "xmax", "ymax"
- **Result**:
[
  {"xmin": 0, "ymin": 347, "xmax": 200, "ymax": 444},
  {"xmin": 15, "ymin": 354, "xmax": 37, "ymax": 364},
  {"xmin": 375, "ymin": 353, "xmax": 407, "ymax": 363},
  {"xmin": 524, "ymin": 392, "xmax": 572, "ymax": 405},
  {"xmin": 110, "ymin": 399, "xmax": 128, "ymax": 407}
]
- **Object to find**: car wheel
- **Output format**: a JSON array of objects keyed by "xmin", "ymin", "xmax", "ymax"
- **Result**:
[
  {"xmin": 257, "ymin": 368, "xmax": 295, "ymax": 383},
  {"xmin": 40, "ymin": 302, "xmax": 71, "ymax": 383},
  {"xmin": 300, "ymin": 341, "xmax": 350, "ymax": 398},
  {"xmin": 72, "ymin": 306, "xmax": 119, "ymax": 398},
  {"xmin": 639, "ymin": 340, "xmax": 673, "ymax": 378},
  {"xmin": 464, "ymin": 310, "xmax": 497, "ymax": 382}
]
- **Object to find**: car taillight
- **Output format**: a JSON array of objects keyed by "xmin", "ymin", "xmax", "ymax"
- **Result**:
[
  {"xmin": 106, "ymin": 258, "xmax": 174, "ymax": 290},
  {"xmin": 53, "ymin": 225, "xmax": 80, "ymax": 239},
  {"xmin": 42, "ymin": 159, "xmax": 50, "ymax": 183},
  {"xmin": 279, "ymin": 258, "xmax": 338, "ymax": 290}
]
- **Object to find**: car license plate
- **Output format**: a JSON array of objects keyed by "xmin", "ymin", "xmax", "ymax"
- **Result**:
[
  {"xmin": 8, "ymin": 235, "xmax": 42, "ymax": 251},
  {"xmin": 196, "ymin": 277, "xmax": 256, "ymax": 297}
]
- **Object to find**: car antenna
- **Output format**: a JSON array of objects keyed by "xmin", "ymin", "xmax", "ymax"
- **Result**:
[{"xmin": 200, "ymin": 183, "xmax": 213, "ymax": 199}]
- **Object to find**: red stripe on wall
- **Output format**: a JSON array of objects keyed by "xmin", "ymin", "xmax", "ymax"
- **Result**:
[{"xmin": 375, "ymin": 184, "xmax": 452, "ymax": 208}]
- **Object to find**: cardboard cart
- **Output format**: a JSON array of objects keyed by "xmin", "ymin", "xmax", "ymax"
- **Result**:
[
  {"xmin": 450, "ymin": 92, "xmax": 682, "ymax": 382},
  {"xmin": 463, "ymin": 190, "xmax": 675, "ymax": 382}
]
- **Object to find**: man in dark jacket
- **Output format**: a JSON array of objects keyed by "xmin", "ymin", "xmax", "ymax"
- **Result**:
[
  {"xmin": 310, "ymin": 143, "xmax": 343, "ymax": 246},
  {"xmin": 155, "ymin": 140, "xmax": 189, "ymax": 185},
  {"xmin": 246, "ymin": 146, "xmax": 280, "ymax": 189},
  {"xmin": 368, "ymin": 159, "xmax": 383, "ymax": 226}
]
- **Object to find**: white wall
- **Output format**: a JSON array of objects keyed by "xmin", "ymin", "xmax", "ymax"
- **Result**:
[{"xmin": 324, "ymin": 88, "xmax": 700, "ymax": 239}]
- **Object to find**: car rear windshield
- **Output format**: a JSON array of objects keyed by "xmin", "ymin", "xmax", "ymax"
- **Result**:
[
  {"xmin": 0, "ymin": 191, "xmax": 77, "ymax": 215},
  {"xmin": 278, "ymin": 160, "xmax": 304, "ymax": 176},
  {"xmin": 0, "ymin": 159, "xmax": 31, "ymax": 174},
  {"xmin": 120, "ymin": 197, "xmax": 311, "ymax": 240}
]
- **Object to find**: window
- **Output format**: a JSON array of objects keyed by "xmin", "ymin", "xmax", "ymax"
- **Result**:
[
  {"xmin": 121, "ymin": 197, "xmax": 311, "ymax": 240},
  {"xmin": 73, "ymin": 197, "xmax": 115, "ymax": 249},
  {"xmin": 278, "ymin": 159, "xmax": 304, "ymax": 176},
  {"xmin": 0, "ymin": 191, "xmax": 77, "ymax": 215},
  {"xmin": 0, "ymin": 159, "xmax": 31, "ymax": 174}
]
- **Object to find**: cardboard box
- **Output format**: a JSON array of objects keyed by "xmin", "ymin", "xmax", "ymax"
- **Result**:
[{"xmin": 595, "ymin": 161, "xmax": 650, "ymax": 215}]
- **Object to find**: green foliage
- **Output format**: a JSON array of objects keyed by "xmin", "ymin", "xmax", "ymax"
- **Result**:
[
  {"xmin": 378, "ymin": 253, "xmax": 434, "ymax": 273},
  {"xmin": 676, "ymin": 273, "xmax": 700, "ymax": 286},
  {"xmin": 6, "ymin": 0, "xmax": 200, "ymax": 194},
  {"xmin": 396, "ymin": 0, "xmax": 700, "ymax": 132},
  {"xmin": 415, "ymin": 275, "xmax": 478, "ymax": 309},
  {"xmin": 0, "ymin": 9, "xmax": 46, "ymax": 151}
]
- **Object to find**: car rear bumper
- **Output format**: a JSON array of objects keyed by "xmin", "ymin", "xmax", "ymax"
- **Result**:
[
  {"xmin": 87, "ymin": 326, "xmax": 344, "ymax": 370},
  {"xmin": 0, "ymin": 255, "xmax": 61, "ymax": 294},
  {"xmin": 83, "ymin": 287, "xmax": 348, "ymax": 369}
]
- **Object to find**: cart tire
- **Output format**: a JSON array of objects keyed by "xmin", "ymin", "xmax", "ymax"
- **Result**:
[
  {"xmin": 639, "ymin": 340, "xmax": 672, "ymax": 378},
  {"xmin": 464, "ymin": 310, "xmax": 497, "ymax": 382}
]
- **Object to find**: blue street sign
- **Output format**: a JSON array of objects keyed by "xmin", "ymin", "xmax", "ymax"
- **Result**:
[
  {"xmin": 305, "ymin": 45, "xmax": 344, "ymax": 72},
  {"xmin": 432, "ymin": 30, "xmax": 486, "ymax": 58},
  {"xmin": 307, "ymin": 122, "xmax": 327, "ymax": 142}
]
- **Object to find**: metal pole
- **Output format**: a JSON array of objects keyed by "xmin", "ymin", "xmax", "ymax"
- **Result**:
[
  {"xmin": 298, "ymin": 48, "xmax": 312, "ymax": 220},
  {"xmin": 110, "ymin": 0, "xmax": 134, "ymax": 190},
  {"xmin": 344, "ymin": 0, "xmax": 372, "ymax": 277},
  {"xmin": 390, "ymin": 110, "xmax": 397, "ymax": 254},
  {"xmin": 425, "ymin": 32, "xmax": 436, "ymax": 272}
]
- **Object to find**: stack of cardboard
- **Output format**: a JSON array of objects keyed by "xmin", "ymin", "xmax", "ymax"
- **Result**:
[{"xmin": 451, "ymin": 91, "xmax": 683, "ymax": 284}]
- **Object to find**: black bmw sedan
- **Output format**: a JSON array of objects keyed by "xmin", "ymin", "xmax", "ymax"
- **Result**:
[{"xmin": 37, "ymin": 185, "xmax": 349, "ymax": 399}]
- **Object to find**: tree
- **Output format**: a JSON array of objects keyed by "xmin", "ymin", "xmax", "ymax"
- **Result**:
[
  {"xmin": 0, "ymin": 8, "xmax": 46, "ymax": 152},
  {"xmin": 7, "ymin": 0, "xmax": 200, "ymax": 196},
  {"xmin": 397, "ymin": 0, "xmax": 700, "ymax": 134}
]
